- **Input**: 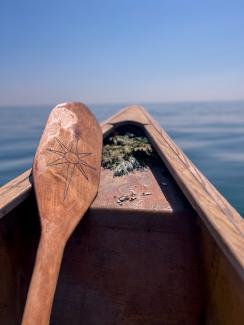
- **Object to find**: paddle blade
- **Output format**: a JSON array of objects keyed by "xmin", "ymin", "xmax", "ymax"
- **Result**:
[{"xmin": 33, "ymin": 102, "xmax": 102, "ymax": 237}]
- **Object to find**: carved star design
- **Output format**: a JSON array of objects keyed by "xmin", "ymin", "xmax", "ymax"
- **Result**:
[{"xmin": 47, "ymin": 137, "xmax": 95, "ymax": 199}]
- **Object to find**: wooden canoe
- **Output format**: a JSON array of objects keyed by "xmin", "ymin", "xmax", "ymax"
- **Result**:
[{"xmin": 0, "ymin": 105, "xmax": 243, "ymax": 325}]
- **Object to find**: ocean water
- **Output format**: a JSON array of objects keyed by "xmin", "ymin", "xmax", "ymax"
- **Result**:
[{"xmin": 0, "ymin": 101, "xmax": 243, "ymax": 216}]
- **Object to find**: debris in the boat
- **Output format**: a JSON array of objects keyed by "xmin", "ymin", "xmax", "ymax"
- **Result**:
[
  {"xmin": 118, "ymin": 195, "xmax": 130, "ymax": 202},
  {"xmin": 116, "ymin": 188, "xmax": 137, "ymax": 205},
  {"xmin": 142, "ymin": 192, "xmax": 152, "ymax": 196},
  {"xmin": 130, "ymin": 189, "xmax": 136, "ymax": 196},
  {"xmin": 102, "ymin": 132, "xmax": 159, "ymax": 176}
]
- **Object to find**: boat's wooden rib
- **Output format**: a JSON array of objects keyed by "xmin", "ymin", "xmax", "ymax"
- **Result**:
[
  {"xmin": 0, "ymin": 104, "xmax": 243, "ymax": 324},
  {"xmin": 0, "ymin": 169, "xmax": 32, "ymax": 219}
]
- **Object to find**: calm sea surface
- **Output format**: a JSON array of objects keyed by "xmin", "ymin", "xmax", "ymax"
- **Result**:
[{"xmin": 0, "ymin": 101, "xmax": 243, "ymax": 215}]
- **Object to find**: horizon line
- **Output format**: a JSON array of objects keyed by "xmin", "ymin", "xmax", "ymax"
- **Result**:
[{"xmin": 1, "ymin": 98, "xmax": 244, "ymax": 108}]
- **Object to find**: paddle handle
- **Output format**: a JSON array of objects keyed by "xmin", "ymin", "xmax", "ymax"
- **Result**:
[{"xmin": 21, "ymin": 234, "xmax": 65, "ymax": 325}]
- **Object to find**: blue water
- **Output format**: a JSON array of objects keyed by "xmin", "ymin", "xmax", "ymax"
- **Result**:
[{"xmin": 0, "ymin": 101, "xmax": 243, "ymax": 216}]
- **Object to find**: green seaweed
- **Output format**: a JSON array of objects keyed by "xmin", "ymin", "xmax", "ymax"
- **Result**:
[{"xmin": 102, "ymin": 132, "xmax": 156, "ymax": 176}]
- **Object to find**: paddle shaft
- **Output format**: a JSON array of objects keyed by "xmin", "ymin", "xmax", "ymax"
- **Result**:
[{"xmin": 22, "ymin": 233, "xmax": 65, "ymax": 325}]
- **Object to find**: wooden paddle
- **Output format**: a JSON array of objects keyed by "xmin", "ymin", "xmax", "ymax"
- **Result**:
[{"xmin": 21, "ymin": 102, "xmax": 102, "ymax": 325}]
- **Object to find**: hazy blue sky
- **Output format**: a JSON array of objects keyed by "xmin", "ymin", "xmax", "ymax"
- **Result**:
[{"xmin": 0, "ymin": 0, "xmax": 244, "ymax": 105}]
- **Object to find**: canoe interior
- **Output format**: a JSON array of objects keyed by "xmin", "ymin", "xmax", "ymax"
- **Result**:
[{"xmin": 0, "ymin": 124, "xmax": 243, "ymax": 325}]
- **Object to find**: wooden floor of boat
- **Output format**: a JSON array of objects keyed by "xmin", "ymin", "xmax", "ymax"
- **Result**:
[{"xmin": 92, "ymin": 165, "xmax": 190, "ymax": 212}]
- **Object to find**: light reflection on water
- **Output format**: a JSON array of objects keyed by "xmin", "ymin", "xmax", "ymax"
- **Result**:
[{"xmin": 0, "ymin": 101, "xmax": 243, "ymax": 215}]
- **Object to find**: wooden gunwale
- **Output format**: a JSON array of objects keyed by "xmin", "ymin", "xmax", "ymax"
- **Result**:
[{"xmin": 0, "ymin": 104, "xmax": 243, "ymax": 283}]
